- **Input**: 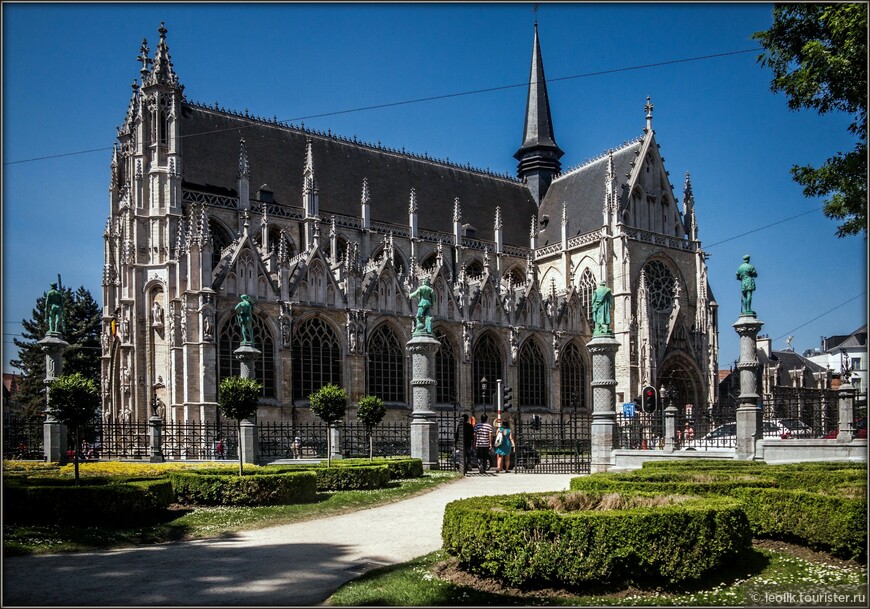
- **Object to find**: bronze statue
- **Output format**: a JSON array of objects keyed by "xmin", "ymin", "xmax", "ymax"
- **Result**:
[
  {"xmin": 591, "ymin": 282, "xmax": 614, "ymax": 336},
  {"xmin": 235, "ymin": 294, "xmax": 254, "ymax": 344},
  {"xmin": 45, "ymin": 282, "xmax": 65, "ymax": 335},
  {"xmin": 409, "ymin": 277, "xmax": 434, "ymax": 334},
  {"xmin": 736, "ymin": 255, "xmax": 757, "ymax": 316}
]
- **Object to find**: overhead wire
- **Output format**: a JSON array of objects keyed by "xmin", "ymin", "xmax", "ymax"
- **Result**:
[{"xmin": 3, "ymin": 47, "xmax": 762, "ymax": 166}]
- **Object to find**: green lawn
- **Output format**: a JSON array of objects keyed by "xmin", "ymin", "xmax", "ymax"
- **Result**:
[{"xmin": 326, "ymin": 545, "xmax": 867, "ymax": 606}]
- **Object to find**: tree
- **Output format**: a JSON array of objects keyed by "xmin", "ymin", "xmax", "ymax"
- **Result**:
[
  {"xmin": 753, "ymin": 4, "xmax": 867, "ymax": 237},
  {"xmin": 11, "ymin": 286, "xmax": 102, "ymax": 418},
  {"xmin": 356, "ymin": 395, "xmax": 386, "ymax": 461},
  {"xmin": 217, "ymin": 376, "xmax": 262, "ymax": 476},
  {"xmin": 47, "ymin": 373, "xmax": 99, "ymax": 484},
  {"xmin": 309, "ymin": 384, "xmax": 348, "ymax": 467}
]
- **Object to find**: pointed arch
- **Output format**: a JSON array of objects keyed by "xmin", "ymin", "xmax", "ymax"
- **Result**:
[
  {"xmin": 434, "ymin": 326, "xmax": 458, "ymax": 405},
  {"xmin": 518, "ymin": 337, "xmax": 547, "ymax": 408},
  {"xmin": 292, "ymin": 316, "xmax": 342, "ymax": 401},
  {"xmin": 217, "ymin": 313, "xmax": 275, "ymax": 397},
  {"xmin": 578, "ymin": 267, "xmax": 597, "ymax": 323},
  {"xmin": 560, "ymin": 341, "xmax": 588, "ymax": 411},
  {"xmin": 366, "ymin": 322, "xmax": 405, "ymax": 403},
  {"xmin": 472, "ymin": 331, "xmax": 503, "ymax": 408},
  {"xmin": 210, "ymin": 219, "xmax": 234, "ymax": 270}
]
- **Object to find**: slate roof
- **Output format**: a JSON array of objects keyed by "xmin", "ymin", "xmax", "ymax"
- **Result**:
[
  {"xmin": 759, "ymin": 349, "xmax": 827, "ymax": 374},
  {"xmin": 536, "ymin": 138, "xmax": 643, "ymax": 246},
  {"xmin": 180, "ymin": 102, "xmax": 537, "ymax": 247}
]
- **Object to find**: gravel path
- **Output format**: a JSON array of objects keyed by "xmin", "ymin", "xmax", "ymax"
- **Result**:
[{"xmin": 3, "ymin": 472, "xmax": 576, "ymax": 606}]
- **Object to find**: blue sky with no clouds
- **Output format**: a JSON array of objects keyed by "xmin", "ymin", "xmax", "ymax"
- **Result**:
[{"xmin": 3, "ymin": 2, "xmax": 867, "ymax": 374}]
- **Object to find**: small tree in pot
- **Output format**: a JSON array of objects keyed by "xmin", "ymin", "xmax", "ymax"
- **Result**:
[
  {"xmin": 218, "ymin": 376, "xmax": 262, "ymax": 475},
  {"xmin": 357, "ymin": 395, "xmax": 386, "ymax": 461},
  {"xmin": 309, "ymin": 384, "xmax": 348, "ymax": 467}
]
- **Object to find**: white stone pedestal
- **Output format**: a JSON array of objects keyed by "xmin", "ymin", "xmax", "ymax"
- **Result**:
[
  {"xmin": 39, "ymin": 333, "xmax": 69, "ymax": 463},
  {"xmin": 733, "ymin": 315, "xmax": 764, "ymax": 460},
  {"xmin": 235, "ymin": 344, "xmax": 262, "ymax": 465},
  {"xmin": 589, "ymin": 334, "xmax": 620, "ymax": 473},
  {"xmin": 407, "ymin": 334, "xmax": 440, "ymax": 469}
]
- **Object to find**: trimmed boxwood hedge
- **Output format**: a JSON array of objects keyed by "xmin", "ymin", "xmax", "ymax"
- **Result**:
[
  {"xmin": 3, "ymin": 477, "xmax": 173, "ymax": 527},
  {"xmin": 731, "ymin": 487, "xmax": 867, "ymax": 560},
  {"xmin": 442, "ymin": 490, "xmax": 751, "ymax": 588},
  {"xmin": 569, "ymin": 471, "xmax": 779, "ymax": 496},
  {"xmin": 168, "ymin": 470, "xmax": 317, "ymax": 506},
  {"xmin": 332, "ymin": 458, "xmax": 424, "ymax": 480}
]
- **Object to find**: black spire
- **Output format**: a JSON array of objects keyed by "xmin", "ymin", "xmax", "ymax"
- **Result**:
[{"xmin": 514, "ymin": 22, "xmax": 563, "ymax": 205}]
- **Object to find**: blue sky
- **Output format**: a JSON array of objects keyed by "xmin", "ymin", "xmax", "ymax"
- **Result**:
[{"xmin": 3, "ymin": 2, "xmax": 867, "ymax": 375}]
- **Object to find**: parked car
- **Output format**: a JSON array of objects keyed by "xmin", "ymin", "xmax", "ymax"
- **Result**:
[
  {"xmin": 821, "ymin": 417, "xmax": 867, "ymax": 439},
  {"xmin": 681, "ymin": 420, "xmax": 782, "ymax": 450},
  {"xmin": 771, "ymin": 418, "xmax": 814, "ymax": 438}
]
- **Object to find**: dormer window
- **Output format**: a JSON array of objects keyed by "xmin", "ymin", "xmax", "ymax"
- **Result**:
[
  {"xmin": 462, "ymin": 223, "xmax": 476, "ymax": 238},
  {"xmin": 258, "ymin": 185, "xmax": 274, "ymax": 204}
]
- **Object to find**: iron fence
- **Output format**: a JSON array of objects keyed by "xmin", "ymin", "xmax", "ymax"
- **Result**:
[
  {"xmin": 436, "ymin": 410, "xmax": 463, "ymax": 471},
  {"xmin": 258, "ymin": 422, "xmax": 329, "ymax": 459},
  {"xmin": 616, "ymin": 410, "xmax": 667, "ymax": 450},
  {"xmin": 342, "ymin": 422, "xmax": 410, "ymax": 459},
  {"xmin": 763, "ymin": 387, "xmax": 839, "ymax": 438},
  {"xmin": 516, "ymin": 414, "xmax": 591, "ymax": 473},
  {"xmin": 3, "ymin": 414, "xmax": 45, "ymax": 460},
  {"xmin": 97, "ymin": 421, "xmax": 150, "ymax": 460},
  {"xmin": 162, "ymin": 421, "xmax": 238, "ymax": 461}
]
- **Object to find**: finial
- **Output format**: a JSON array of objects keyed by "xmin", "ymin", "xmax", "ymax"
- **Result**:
[
  {"xmin": 137, "ymin": 38, "xmax": 151, "ymax": 77},
  {"xmin": 494, "ymin": 206, "xmax": 502, "ymax": 230},
  {"xmin": 408, "ymin": 188, "xmax": 417, "ymax": 213},
  {"xmin": 561, "ymin": 201, "xmax": 568, "ymax": 226},
  {"xmin": 644, "ymin": 96, "xmax": 654, "ymax": 132},
  {"xmin": 361, "ymin": 177, "xmax": 370, "ymax": 204},
  {"xmin": 453, "ymin": 197, "xmax": 461, "ymax": 223},
  {"xmin": 238, "ymin": 138, "xmax": 250, "ymax": 179}
]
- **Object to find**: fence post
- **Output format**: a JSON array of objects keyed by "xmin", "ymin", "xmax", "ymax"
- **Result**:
[
  {"xmin": 329, "ymin": 424, "xmax": 343, "ymax": 460},
  {"xmin": 836, "ymin": 379, "xmax": 855, "ymax": 443},
  {"xmin": 663, "ymin": 405, "xmax": 678, "ymax": 453},
  {"xmin": 149, "ymin": 415, "xmax": 165, "ymax": 463},
  {"xmin": 240, "ymin": 419, "xmax": 257, "ymax": 465}
]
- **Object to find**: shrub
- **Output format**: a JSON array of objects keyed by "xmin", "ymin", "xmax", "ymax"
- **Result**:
[
  {"xmin": 442, "ymin": 490, "xmax": 751, "ymax": 588},
  {"xmin": 261, "ymin": 463, "xmax": 392, "ymax": 491},
  {"xmin": 3, "ymin": 477, "xmax": 173, "ymax": 527},
  {"xmin": 569, "ymin": 471, "xmax": 778, "ymax": 496},
  {"xmin": 332, "ymin": 458, "xmax": 424, "ymax": 480},
  {"xmin": 731, "ymin": 487, "xmax": 867, "ymax": 560},
  {"xmin": 168, "ymin": 470, "xmax": 316, "ymax": 506}
]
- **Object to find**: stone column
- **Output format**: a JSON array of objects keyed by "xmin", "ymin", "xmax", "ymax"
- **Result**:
[
  {"xmin": 663, "ymin": 405, "xmax": 678, "ymax": 453},
  {"xmin": 39, "ymin": 334, "xmax": 69, "ymax": 463},
  {"xmin": 589, "ymin": 335, "xmax": 620, "ymax": 472},
  {"xmin": 407, "ymin": 334, "xmax": 440, "ymax": 469},
  {"xmin": 235, "ymin": 345, "xmax": 262, "ymax": 465},
  {"xmin": 836, "ymin": 379, "xmax": 855, "ymax": 443},
  {"xmin": 149, "ymin": 415, "xmax": 165, "ymax": 463},
  {"xmin": 733, "ymin": 315, "xmax": 764, "ymax": 460}
]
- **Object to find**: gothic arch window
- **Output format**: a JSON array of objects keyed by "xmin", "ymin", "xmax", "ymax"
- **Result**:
[
  {"xmin": 434, "ymin": 327, "xmax": 457, "ymax": 404},
  {"xmin": 210, "ymin": 220, "xmax": 233, "ymax": 270},
  {"xmin": 472, "ymin": 333, "xmax": 502, "ymax": 407},
  {"xmin": 238, "ymin": 249, "xmax": 257, "ymax": 296},
  {"xmin": 505, "ymin": 266, "xmax": 525, "ymax": 286},
  {"xmin": 218, "ymin": 315, "xmax": 275, "ymax": 397},
  {"xmin": 370, "ymin": 245, "xmax": 406, "ymax": 274},
  {"xmin": 465, "ymin": 259, "xmax": 483, "ymax": 277},
  {"xmin": 421, "ymin": 251, "xmax": 439, "ymax": 272},
  {"xmin": 324, "ymin": 234, "xmax": 348, "ymax": 262},
  {"xmin": 518, "ymin": 339, "xmax": 547, "ymax": 408},
  {"xmin": 578, "ymin": 268, "xmax": 596, "ymax": 322},
  {"xmin": 560, "ymin": 343, "xmax": 587, "ymax": 411},
  {"xmin": 268, "ymin": 226, "xmax": 297, "ymax": 258},
  {"xmin": 292, "ymin": 317, "xmax": 342, "ymax": 401},
  {"xmin": 644, "ymin": 260, "xmax": 676, "ymax": 313},
  {"xmin": 367, "ymin": 324, "xmax": 405, "ymax": 402}
]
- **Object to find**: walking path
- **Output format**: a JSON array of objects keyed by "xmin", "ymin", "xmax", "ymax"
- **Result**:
[{"xmin": 2, "ymin": 472, "xmax": 577, "ymax": 606}]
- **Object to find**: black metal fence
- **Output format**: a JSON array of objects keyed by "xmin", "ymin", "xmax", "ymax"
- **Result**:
[
  {"xmin": 616, "ymin": 410, "xmax": 667, "ymax": 450},
  {"xmin": 163, "ymin": 421, "xmax": 239, "ymax": 461},
  {"xmin": 516, "ymin": 414, "xmax": 592, "ymax": 473},
  {"xmin": 3, "ymin": 414, "xmax": 45, "ymax": 460},
  {"xmin": 342, "ymin": 422, "xmax": 410, "ymax": 459},
  {"xmin": 436, "ymin": 410, "xmax": 463, "ymax": 471},
  {"xmin": 763, "ymin": 387, "xmax": 839, "ymax": 438},
  {"xmin": 96, "ymin": 421, "xmax": 149, "ymax": 460},
  {"xmin": 258, "ymin": 421, "xmax": 411, "ymax": 460}
]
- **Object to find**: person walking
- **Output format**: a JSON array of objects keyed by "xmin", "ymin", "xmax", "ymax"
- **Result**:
[
  {"xmin": 494, "ymin": 419, "xmax": 514, "ymax": 472},
  {"xmin": 473, "ymin": 414, "xmax": 494, "ymax": 474}
]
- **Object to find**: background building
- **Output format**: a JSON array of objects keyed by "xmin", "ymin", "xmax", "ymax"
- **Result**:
[{"xmin": 101, "ymin": 23, "xmax": 718, "ymax": 425}]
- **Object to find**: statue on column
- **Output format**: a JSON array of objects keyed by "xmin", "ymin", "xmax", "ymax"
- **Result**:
[
  {"xmin": 45, "ymin": 282, "xmax": 65, "ymax": 335},
  {"xmin": 591, "ymin": 282, "xmax": 614, "ymax": 336},
  {"xmin": 235, "ymin": 294, "xmax": 255, "ymax": 344},
  {"xmin": 409, "ymin": 277, "xmax": 434, "ymax": 334},
  {"xmin": 736, "ymin": 255, "xmax": 758, "ymax": 316}
]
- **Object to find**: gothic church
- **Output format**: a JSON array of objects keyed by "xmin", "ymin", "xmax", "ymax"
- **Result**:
[{"xmin": 101, "ymin": 23, "xmax": 719, "ymax": 425}]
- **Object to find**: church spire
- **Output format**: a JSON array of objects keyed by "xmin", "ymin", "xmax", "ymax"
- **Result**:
[
  {"xmin": 514, "ymin": 22, "xmax": 564, "ymax": 206},
  {"xmin": 144, "ymin": 22, "xmax": 180, "ymax": 88}
]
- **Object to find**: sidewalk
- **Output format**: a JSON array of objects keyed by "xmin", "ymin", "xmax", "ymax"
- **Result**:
[{"xmin": 2, "ymin": 472, "xmax": 576, "ymax": 606}]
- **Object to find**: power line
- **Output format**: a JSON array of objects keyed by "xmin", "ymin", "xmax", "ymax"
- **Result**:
[
  {"xmin": 704, "ymin": 206, "xmax": 825, "ymax": 249},
  {"xmin": 772, "ymin": 293, "xmax": 867, "ymax": 343},
  {"xmin": 3, "ymin": 47, "xmax": 761, "ymax": 167}
]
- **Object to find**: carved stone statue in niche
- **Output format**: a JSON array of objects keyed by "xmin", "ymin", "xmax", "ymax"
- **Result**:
[
  {"xmin": 203, "ymin": 312, "xmax": 214, "ymax": 341},
  {"xmin": 152, "ymin": 300, "xmax": 164, "ymax": 330}
]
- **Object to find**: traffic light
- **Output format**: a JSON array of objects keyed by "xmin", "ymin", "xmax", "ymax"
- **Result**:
[
  {"xmin": 502, "ymin": 386, "xmax": 513, "ymax": 411},
  {"xmin": 642, "ymin": 385, "xmax": 658, "ymax": 413}
]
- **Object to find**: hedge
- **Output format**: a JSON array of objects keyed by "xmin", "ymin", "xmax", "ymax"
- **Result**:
[
  {"xmin": 332, "ymin": 458, "xmax": 424, "ymax": 480},
  {"xmin": 642, "ymin": 459, "xmax": 769, "ymax": 470},
  {"xmin": 168, "ymin": 470, "xmax": 317, "ymax": 506},
  {"xmin": 569, "ymin": 471, "xmax": 779, "ymax": 496},
  {"xmin": 3, "ymin": 477, "xmax": 173, "ymax": 527},
  {"xmin": 730, "ymin": 487, "xmax": 867, "ymax": 560},
  {"xmin": 442, "ymin": 490, "xmax": 751, "ymax": 588}
]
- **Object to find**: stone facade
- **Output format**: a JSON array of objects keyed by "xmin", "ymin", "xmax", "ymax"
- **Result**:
[{"xmin": 100, "ymin": 23, "xmax": 719, "ymax": 426}]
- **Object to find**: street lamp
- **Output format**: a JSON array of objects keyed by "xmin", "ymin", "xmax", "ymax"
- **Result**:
[{"xmin": 480, "ymin": 377, "xmax": 488, "ymax": 418}]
